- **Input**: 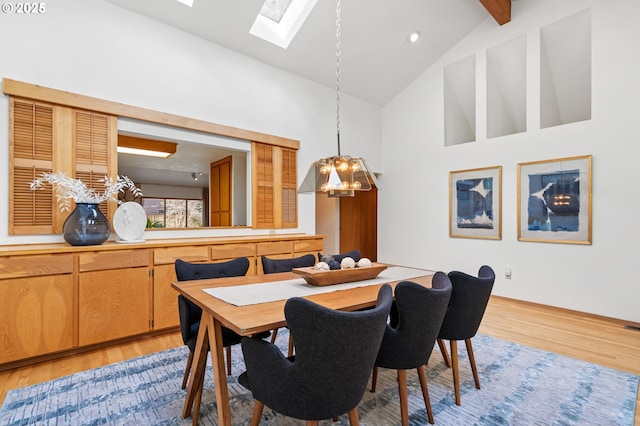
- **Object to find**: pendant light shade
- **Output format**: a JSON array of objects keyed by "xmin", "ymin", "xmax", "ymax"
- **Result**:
[
  {"xmin": 298, "ymin": 0, "xmax": 378, "ymax": 197},
  {"xmin": 299, "ymin": 155, "xmax": 378, "ymax": 197}
]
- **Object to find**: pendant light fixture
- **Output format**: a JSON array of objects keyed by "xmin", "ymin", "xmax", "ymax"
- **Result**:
[{"xmin": 298, "ymin": 0, "xmax": 378, "ymax": 197}]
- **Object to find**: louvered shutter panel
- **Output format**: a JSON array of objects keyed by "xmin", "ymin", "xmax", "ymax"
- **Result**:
[
  {"xmin": 281, "ymin": 148, "xmax": 297, "ymax": 227},
  {"xmin": 9, "ymin": 98, "xmax": 55, "ymax": 234},
  {"xmin": 254, "ymin": 143, "xmax": 275, "ymax": 228},
  {"xmin": 73, "ymin": 110, "xmax": 113, "ymax": 216}
]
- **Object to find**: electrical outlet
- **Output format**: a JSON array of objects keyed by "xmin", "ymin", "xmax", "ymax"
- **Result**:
[{"xmin": 505, "ymin": 267, "xmax": 512, "ymax": 279}]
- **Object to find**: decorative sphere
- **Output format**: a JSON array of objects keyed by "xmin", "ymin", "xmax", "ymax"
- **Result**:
[
  {"xmin": 328, "ymin": 260, "xmax": 341, "ymax": 270},
  {"xmin": 320, "ymin": 254, "xmax": 335, "ymax": 263},
  {"xmin": 341, "ymin": 257, "xmax": 356, "ymax": 269},
  {"xmin": 314, "ymin": 261, "xmax": 330, "ymax": 271},
  {"xmin": 357, "ymin": 258, "xmax": 372, "ymax": 268}
]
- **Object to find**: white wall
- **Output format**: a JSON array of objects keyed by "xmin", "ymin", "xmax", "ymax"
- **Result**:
[
  {"xmin": 0, "ymin": 0, "xmax": 381, "ymax": 244},
  {"xmin": 380, "ymin": 0, "xmax": 640, "ymax": 322}
]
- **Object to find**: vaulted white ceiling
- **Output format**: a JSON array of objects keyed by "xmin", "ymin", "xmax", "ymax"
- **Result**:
[{"xmin": 104, "ymin": 0, "xmax": 499, "ymax": 106}]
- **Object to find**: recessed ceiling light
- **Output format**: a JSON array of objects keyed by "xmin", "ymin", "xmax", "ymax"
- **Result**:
[
  {"xmin": 175, "ymin": 0, "xmax": 194, "ymax": 7},
  {"xmin": 407, "ymin": 30, "xmax": 421, "ymax": 43}
]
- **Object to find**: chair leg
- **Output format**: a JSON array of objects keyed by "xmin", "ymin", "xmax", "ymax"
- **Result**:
[
  {"xmin": 182, "ymin": 350, "xmax": 194, "ymax": 389},
  {"xmin": 347, "ymin": 407, "xmax": 360, "ymax": 426},
  {"xmin": 225, "ymin": 346, "xmax": 232, "ymax": 376},
  {"xmin": 465, "ymin": 338, "xmax": 481, "ymax": 389},
  {"xmin": 438, "ymin": 338, "xmax": 451, "ymax": 368},
  {"xmin": 306, "ymin": 421, "xmax": 319, "ymax": 426},
  {"xmin": 370, "ymin": 366, "xmax": 379, "ymax": 392},
  {"xmin": 417, "ymin": 365, "xmax": 434, "ymax": 424},
  {"xmin": 450, "ymin": 340, "xmax": 461, "ymax": 406},
  {"xmin": 250, "ymin": 400, "xmax": 264, "ymax": 426},
  {"xmin": 270, "ymin": 328, "xmax": 279, "ymax": 344},
  {"xmin": 397, "ymin": 369, "xmax": 409, "ymax": 426},
  {"xmin": 287, "ymin": 333, "xmax": 295, "ymax": 357}
]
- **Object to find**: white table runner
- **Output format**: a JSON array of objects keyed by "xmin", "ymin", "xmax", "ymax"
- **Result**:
[{"xmin": 203, "ymin": 266, "xmax": 434, "ymax": 306}]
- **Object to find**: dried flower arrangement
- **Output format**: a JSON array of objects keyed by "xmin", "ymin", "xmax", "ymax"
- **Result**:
[{"xmin": 30, "ymin": 172, "xmax": 143, "ymax": 212}]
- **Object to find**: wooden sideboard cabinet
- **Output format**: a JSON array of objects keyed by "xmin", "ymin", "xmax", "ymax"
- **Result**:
[{"xmin": 0, "ymin": 234, "xmax": 323, "ymax": 369}]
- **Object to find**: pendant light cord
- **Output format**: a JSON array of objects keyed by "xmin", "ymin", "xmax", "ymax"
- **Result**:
[{"xmin": 336, "ymin": 0, "xmax": 342, "ymax": 156}]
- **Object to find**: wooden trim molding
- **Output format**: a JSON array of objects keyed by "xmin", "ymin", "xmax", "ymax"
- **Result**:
[{"xmin": 2, "ymin": 78, "xmax": 300, "ymax": 150}]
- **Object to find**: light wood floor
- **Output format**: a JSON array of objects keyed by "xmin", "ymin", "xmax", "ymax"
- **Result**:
[{"xmin": 1, "ymin": 296, "xmax": 638, "ymax": 424}]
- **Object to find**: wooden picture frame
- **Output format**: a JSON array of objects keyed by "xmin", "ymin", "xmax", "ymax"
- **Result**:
[
  {"xmin": 517, "ymin": 155, "xmax": 592, "ymax": 244},
  {"xmin": 449, "ymin": 166, "xmax": 502, "ymax": 240}
]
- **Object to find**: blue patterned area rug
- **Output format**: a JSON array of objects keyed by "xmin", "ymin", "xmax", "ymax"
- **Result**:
[{"xmin": 0, "ymin": 332, "xmax": 637, "ymax": 425}]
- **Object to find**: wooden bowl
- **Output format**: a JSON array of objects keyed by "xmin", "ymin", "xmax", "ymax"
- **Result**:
[{"xmin": 292, "ymin": 263, "xmax": 387, "ymax": 287}]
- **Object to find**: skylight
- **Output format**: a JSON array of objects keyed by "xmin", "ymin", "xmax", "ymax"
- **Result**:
[
  {"xmin": 250, "ymin": 0, "xmax": 318, "ymax": 49},
  {"xmin": 259, "ymin": 0, "xmax": 294, "ymax": 24}
]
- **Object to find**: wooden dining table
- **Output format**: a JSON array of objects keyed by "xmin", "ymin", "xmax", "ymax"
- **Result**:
[{"xmin": 171, "ymin": 266, "xmax": 435, "ymax": 426}]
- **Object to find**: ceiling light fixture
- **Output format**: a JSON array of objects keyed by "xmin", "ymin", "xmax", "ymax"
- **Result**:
[
  {"xmin": 298, "ymin": 0, "xmax": 378, "ymax": 197},
  {"xmin": 191, "ymin": 172, "xmax": 203, "ymax": 181},
  {"xmin": 407, "ymin": 30, "xmax": 421, "ymax": 43},
  {"xmin": 117, "ymin": 135, "xmax": 177, "ymax": 158}
]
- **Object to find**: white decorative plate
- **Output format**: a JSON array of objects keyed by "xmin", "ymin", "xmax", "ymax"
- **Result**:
[{"xmin": 113, "ymin": 202, "xmax": 147, "ymax": 242}]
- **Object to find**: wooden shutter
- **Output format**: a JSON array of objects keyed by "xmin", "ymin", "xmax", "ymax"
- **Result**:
[
  {"xmin": 9, "ymin": 98, "xmax": 55, "ymax": 234},
  {"xmin": 8, "ymin": 99, "xmax": 116, "ymax": 235},
  {"xmin": 252, "ymin": 143, "xmax": 298, "ymax": 229},
  {"xmin": 73, "ymin": 110, "xmax": 114, "ymax": 217},
  {"xmin": 253, "ymin": 143, "xmax": 275, "ymax": 228},
  {"xmin": 281, "ymin": 147, "xmax": 297, "ymax": 228}
]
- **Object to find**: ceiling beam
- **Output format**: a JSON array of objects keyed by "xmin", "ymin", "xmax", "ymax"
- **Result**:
[{"xmin": 479, "ymin": 0, "xmax": 511, "ymax": 25}]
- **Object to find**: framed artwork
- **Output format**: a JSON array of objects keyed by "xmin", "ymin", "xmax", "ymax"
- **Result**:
[
  {"xmin": 449, "ymin": 166, "xmax": 502, "ymax": 240},
  {"xmin": 517, "ymin": 155, "xmax": 592, "ymax": 244}
]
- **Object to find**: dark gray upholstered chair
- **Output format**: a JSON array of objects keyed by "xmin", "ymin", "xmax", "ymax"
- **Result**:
[
  {"xmin": 238, "ymin": 284, "xmax": 393, "ymax": 426},
  {"xmin": 261, "ymin": 253, "xmax": 316, "ymax": 356},
  {"xmin": 261, "ymin": 253, "xmax": 316, "ymax": 274},
  {"xmin": 371, "ymin": 274, "xmax": 452, "ymax": 425},
  {"xmin": 437, "ymin": 265, "xmax": 495, "ymax": 406},
  {"xmin": 318, "ymin": 249, "xmax": 362, "ymax": 263},
  {"xmin": 175, "ymin": 257, "xmax": 254, "ymax": 388}
]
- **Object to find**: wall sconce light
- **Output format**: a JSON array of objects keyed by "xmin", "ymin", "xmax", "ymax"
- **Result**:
[{"xmin": 117, "ymin": 135, "xmax": 177, "ymax": 158}]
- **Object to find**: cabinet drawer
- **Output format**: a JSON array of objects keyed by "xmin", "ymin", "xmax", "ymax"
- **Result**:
[
  {"xmin": 294, "ymin": 238, "xmax": 324, "ymax": 254},
  {"xmin": 79, "ymin": 250, "xmax": 149, "ymax": 272},
  {"xmin": 154, "ymin": 246, "xmax": 208, "ymax": 265},
  {"xmin": 210, "ymin": 243, "xmax": 256, "ymax": 260},
  {"xmin": 257, "ymin": 241, "xmax": 293, "ymax": 256},
  {"xmin": 0, "ymin": 254, "xmax": 73, "ymax": 279}
]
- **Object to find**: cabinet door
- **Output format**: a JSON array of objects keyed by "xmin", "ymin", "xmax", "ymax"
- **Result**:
[
  {"xmin": 79, "ymin": 267, "xmax": 150, "ymax": 345},
  {"xmin": 0, "ymin": 275, "xmax": 74, "ymax": 364},
  {"xmin": 153, "ymin": 264, "xmax": 180, "ymax": 330}
]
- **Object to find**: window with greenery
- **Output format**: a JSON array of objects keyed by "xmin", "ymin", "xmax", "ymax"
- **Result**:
[{"xmin": 142, "ymin": 198, "xmax": 203, "ymax": 228}]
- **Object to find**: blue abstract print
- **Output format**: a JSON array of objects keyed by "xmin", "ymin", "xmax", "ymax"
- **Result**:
[
  {"xmin": 527, "ymin": 170, "xmax": 580, "ymax": 232},
  {"xmin": 456, "ymin": 177, "xmax": 493, "ymax": 229}
]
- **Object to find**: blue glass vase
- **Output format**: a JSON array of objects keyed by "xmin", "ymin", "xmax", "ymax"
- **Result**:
[{"xmin": 63, "ymin": 203, "xmax": 111, "ymax": 246}]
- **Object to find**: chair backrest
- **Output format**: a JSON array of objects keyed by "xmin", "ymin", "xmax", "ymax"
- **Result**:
[
  {"xmin": 438, "ymin": 265, "xmax": 495, "ymax": 341},
  {"xmin": 318, "ymin": 249, "xmax": 362, "ymax": 263},
  {"xmin": 175, "ymin": 257, "xmax": 250, "ymax": 281},
  {"xmin": 261, "ymin": 253, "xmax": 315, "ymax": 274},
  {"xmin": 375, "ymin": 273, "xmax": 452, "ymax": 370},
  {"xmin": 249, "ymin": 284, "xmax": 392, "ymax": 420},
  {"xmin": 175, "ymin": 257, "xmax": 250, "ymax": 345}
]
